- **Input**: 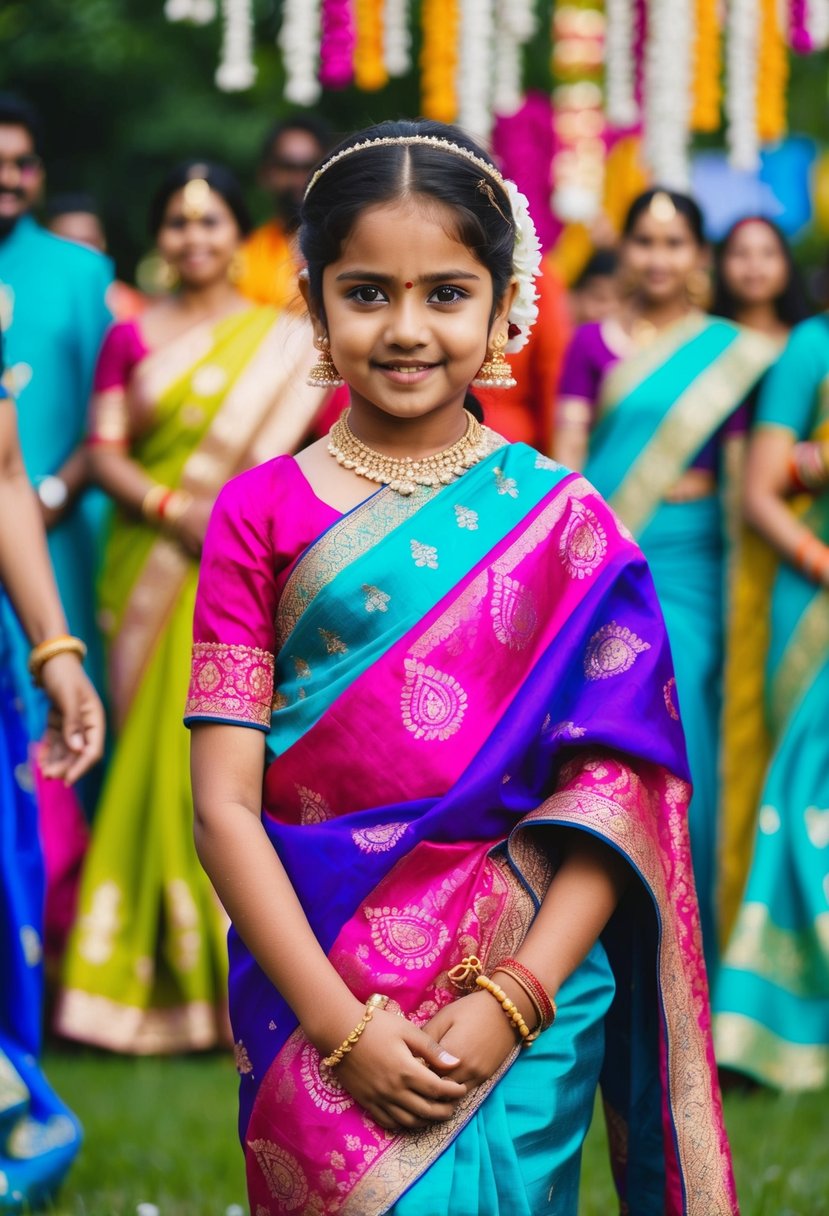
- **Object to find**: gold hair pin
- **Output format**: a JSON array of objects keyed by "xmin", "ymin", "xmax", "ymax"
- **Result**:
[{"xmin": 476, "ymin": 179, "xmax": 512, "ymax": 226}]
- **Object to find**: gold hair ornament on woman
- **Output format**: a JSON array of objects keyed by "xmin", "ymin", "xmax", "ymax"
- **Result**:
[
  {"xmin": 328, "ymin": 408, "xmax": 492, "ymax": 496},
  {"xmin": 322, "ymin": 993, "xmax": 389, "ymax": 1067},
  {"xmin": 472, "ymin": 331, "xmax": 516, "ymax": 390},
  {"xmin": 649, "ymin": 191, "xmax": 677, "ymax": 223},
  {"xmin": 303, "ymin": 133, "xmax": 542, "ymax": 353},
  {"xmin": 182, "ymin": 171, "xmax": 212, "ymax": 221},
  {"xmin": 306, "ymin": 336, "xmax": 345, "ymax": 388},
  {"xmin": 28, "ymin": 635, "xmax": 88, "ymax": 687}
]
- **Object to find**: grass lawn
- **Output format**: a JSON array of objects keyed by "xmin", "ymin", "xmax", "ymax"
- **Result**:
[{"xmin": 41, "ymin": 1050, "xmax": 828, "ymax": 1215}]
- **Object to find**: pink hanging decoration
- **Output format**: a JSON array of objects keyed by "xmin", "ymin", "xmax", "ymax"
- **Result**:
[
  {"xmin": 633, "ymin": 0, "xmax": 648, "ymax": 105},
  {"xmin": 492, "ymin": 92, "xmax": 559, "ymax": 251},
  {"xmin": 319, "ymin": 0, "xmax": 356, "ymax": 89},
  {"xmin": 789, "ymin": 0, "xmax": 813, "ymax": 52}
]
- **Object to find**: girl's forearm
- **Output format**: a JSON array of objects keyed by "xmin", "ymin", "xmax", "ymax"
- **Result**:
[{"xmin": 0, "ymin": 466, "xmax": 68, "ymax": 644}]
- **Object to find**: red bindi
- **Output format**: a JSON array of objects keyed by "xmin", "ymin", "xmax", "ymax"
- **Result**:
[{"xmin": 404, "ymin": 281, "xmax": 414, "ymax": 289}]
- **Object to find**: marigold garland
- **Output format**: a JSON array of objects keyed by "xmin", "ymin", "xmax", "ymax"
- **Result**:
[
  {"xmin": 355, "ymin": 0, "xmax": 388, "ymax": 91},
  {"xmin": 690, "ymin": 0, "xmax": 721, "ymax": 132},
  {"xmin": 420, "ymin": 0, "xmax": 459, "ymax": 123},
  {"xmin": 757, "ymin": 0, "xmax": 788, "ymax": 142}
]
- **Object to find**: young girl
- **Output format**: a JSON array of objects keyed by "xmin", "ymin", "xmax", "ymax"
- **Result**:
[{"xmin": 187, "ymin": 122, "xmax": 736, "ymax": 1216}]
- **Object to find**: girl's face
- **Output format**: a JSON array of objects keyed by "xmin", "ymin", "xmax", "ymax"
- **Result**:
[
  {"xmin": 156, "ymin": 187, "xmax": 242, "ymax": 289},
  {"xmin": 720, "ymin": 220, "xmax": 789, "ymax": 307},
  {"xmin": 621, "ymin": 209, "xmax": 704, "ymax": 305},
  {"xmin": 313, "ymin": 197, "xmax": 514, "ymax": 425}
]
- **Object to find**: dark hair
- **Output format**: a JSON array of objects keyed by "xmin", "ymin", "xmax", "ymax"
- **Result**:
[
  {"xmin": 622, "ymin": 187, "xmax": 706, "ymax": 246},
  {"xmin": 573, "ymin": 248, "xmax": 618, "ymax": 290},
  {"xmin": 0, "ymin": 93, "xmax": 43, "ymax": 156},
  {"xmin": 46, "ymin": 191, "xmax": 100, "ymax": 221},
  {"xmin": 260, "ymin": 114, "xmax": 333, "ymax": 165},
  {"xmin": 148, "ymin": 160, "xmax": 252, "ymax": 237},
  {"xmin": 711, "ymin": 216, "xmax": 812, "ymax": 328}
]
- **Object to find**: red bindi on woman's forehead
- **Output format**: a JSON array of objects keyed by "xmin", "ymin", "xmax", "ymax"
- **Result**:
[{"xmin": 404, "ymin": 281, "xmax": 414, "ymax": 289}]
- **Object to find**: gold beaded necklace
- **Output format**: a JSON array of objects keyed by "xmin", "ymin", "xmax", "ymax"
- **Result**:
[{"xmin": 328, "ymin": 409, "xmax": 492, "ymax": 496}]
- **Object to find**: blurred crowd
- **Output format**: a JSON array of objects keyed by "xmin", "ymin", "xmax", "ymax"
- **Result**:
[{"xmin": 0, "ymin": 89, "xmax": 827, "ymax": 1209}]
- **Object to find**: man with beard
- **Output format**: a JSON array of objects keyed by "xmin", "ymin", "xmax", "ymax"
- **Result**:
[
  {"xmin": 236, "ymin": 113, "xmax": 331, "ymax": 310},
  {"xmin": 0, "ymin": 94, "xmax": 111, "ymax": 767}
]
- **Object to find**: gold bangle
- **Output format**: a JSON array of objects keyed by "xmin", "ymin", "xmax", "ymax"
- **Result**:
[
  {"xmin": 161, "ymin": 489, "xmax": 194, "ymax": 528},
  {"xmin": 322, "ymin": 993, "xmax": 389, "ymax": 1068},
  {"xmin": 141, "ymin": 483, "xmax": 170, "ymax": 523},
  {"xmin": 475, "ymin": 975, "xmax": 533, "ymax": 1045},
  {"xmin": 28, "ymin": 634, "xmax": 87, "ymax": 686},
  {"xmin": 492, "ymin": 967, "xmax": 544, "ymax": 1040}
]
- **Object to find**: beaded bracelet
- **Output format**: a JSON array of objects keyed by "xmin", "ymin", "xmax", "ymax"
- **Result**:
[
  {"xmin": 28, "ymin": 635, "xmax": 87, "ymax": 686},
  {"xmin": 322, "ymin": 993, "xmax": 389, "ymax": 1068},
  {"xmin": 475, "ymin": 975, "xmax": 534, "ymax": 1045},
  {"xmin": 493, "ymin": 958, "xmax": 557, "ymax": 1034}
]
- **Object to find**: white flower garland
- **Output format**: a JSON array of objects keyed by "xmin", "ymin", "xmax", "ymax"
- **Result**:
[
  {"xmin": 279, "ymin": 0, "xmax": 322, "ymax": 105},
  {"xmin": 493, "ymin": 0, "xmax": 536, "ymax": 115},
  {"xmin": 164, "ymin": 0, "xmax": 217, "ymax": 22},
  {"xmin": 215, "ymin": 0, "xmax": 257, "ymax": 91},
  {"xmin": 457, "ymin": 0, "xmax": 495, "ymax": 141},
  {"xmin": 605, "ymin": 0, "xmax": 639, "ymax": 128},
  {"xmin": 808, "ymin": 0, "xmax": 829, "ymax": 48},
  {"xmin": 503, "ymin": 179, "xmax": 541, "ymax": 353},
  {"xmin": 643, "ymin": 0, "xmax": 694, "ymax": 187},
  {"xmin": 384, "ymin": 0, "xmax": 411, "ymax": 76},
  {"xmin": 725, "ymin": 0, "xmax": 760, "ymax": 170}
]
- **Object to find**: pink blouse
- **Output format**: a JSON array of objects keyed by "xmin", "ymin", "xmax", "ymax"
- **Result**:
[{"xmin": 93, "ymin": 318, "xmax": 149, "ymax": 392}]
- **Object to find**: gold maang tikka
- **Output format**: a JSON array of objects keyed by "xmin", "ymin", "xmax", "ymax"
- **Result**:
[
  {"xmin": 649, "ymin": 191, "xmax": 677, "ymax": 223},
  {"xmin": 182, "ymin": 169, "xmax": 212, "ymax": 220}
]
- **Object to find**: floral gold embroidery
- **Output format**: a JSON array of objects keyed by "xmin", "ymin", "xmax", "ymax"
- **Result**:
[
  {"xmin": 186, "ymin": 641, "xmax": 274, "ymax": 728},
  {"xmin": 584, "ymin": 622, "xmax": 651, "ymax": 680},
  {"xmin": 558, "ymin": 499, "xmax": 607, "ymax": 579},
  {"xmin": 318, "ymin": 628, "xmax": 347, "ymax": 656},
  {"xmin": 351, "ymin": 823, "xmax": 409, "ymax": 854},
  {"xmin": 401, "ymin": 658, "xmax": 467, "ymax": 741},
  {"xmin": 293, "ymin": 657, "xmax": 311, "ymax": 680},
  {"xmin": 234, "ymin": 1040, "xmax": 253, "ymax": 1075},
  {"xmin": 494, "ymin": 466, "xmax": 519, "ymax": 497},
  {"xmin": 365, "ymin": 904, "xmax": 450, "ymax": 970},
  {"xmin": 535, "ymin": 454, "xmax": 562, "ymax": 472},
  {"xmin": 166, "ymin": 879, "xmax": 201, "ymax": 973},
  {"xmin": 454, "ymin": 504, "xmax": 479, "ymax": 530},
  {"xmin": 247, "ymin": 1140, "xmax": 309, "ymax": 1210},
  {"xmin": 362, "ymin": 584, "xmax": 390, "ymax": 613},
  {"xmin": 759, "ymin": 805, "xmax": 781, "ymax": 835},
  {"xmin": 295, "ymin": 784, "xmax": 333, "ymax": 825},
  {"xmin": 410, "ymin": 539, "xmax": 439, "ymax": 569},
  {"xmin": 299, "ymin": 1042, "xmax": 354, "ymax": 1113},
  {"xmin": 272, "ymin": 691, "xmax": 289, "ymax": 711},
  {"xmin": 76, "ymin": 881, "xmax": 121, "ymax": 966},
  {"xmin": 491, "ymin": 572, "xmax": 538, "ymax": 650},
  {"xmin": 549, "ymin": 720, "xmax": 588, "ymax": 740},
  {"xmin": 663, "ymin": 676, "xmax": 679, "ymax": 720}
]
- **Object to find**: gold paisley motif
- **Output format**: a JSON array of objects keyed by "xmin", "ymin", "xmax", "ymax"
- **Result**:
[
  {"xmin": 247, "ymin": 1140, "xmax": 309, "ymax": 1210},
  {"xmin": 663, "ymin": 676, "xmax": 679, "ymax": 720},
  {"xmin": 299, "ymin": 1042, "xmax": 354, "ymax": 1114},
  {"xmin": 558, "ymin": 498, "xmax": 607, "ymax": 579},
  {"xmin": 491, "ymin": 573, "xmax": 538, "ymax": 650},
  {"xmin": 401, "ymin": 659, "xmax": 467, "ymax": 741},
  {"xmin": 364, "ymin": 904, "xmax": 450, "ymax": 970},
  {"xmin": 351, "ymin": 822, "xmax": 409, "ymax": 854},
  {"xmin": 295, "ymin": 784, "xmax": 333, "ymax": 825},
  {"xmin": 234, "ymin": 1040, "xmax": 253, "ymax": 1075},
  {"xmin": 584, "ymin": 622, "xmax": 651, "ymax": 680}
]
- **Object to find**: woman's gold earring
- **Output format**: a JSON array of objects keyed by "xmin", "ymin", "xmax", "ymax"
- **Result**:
[
  {"xmin": 686, "ymin": 268, "xmax": 711, "ymax": 309},
  {"xmin": 471, "ymin": 332, "xmax": 516, "ymax": 390},
  {"xmin": 228, "ymin": 250, "xmax": 244, "ymax": 285},
  {"xmin": 307, "ymin": 337, "xmax": 344, "ymax": 388}
]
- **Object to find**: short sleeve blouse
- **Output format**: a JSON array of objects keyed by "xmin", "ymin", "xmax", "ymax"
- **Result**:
[{"xmin": 755, "ymin": 315, "xmax": 829, "ymax": 439}]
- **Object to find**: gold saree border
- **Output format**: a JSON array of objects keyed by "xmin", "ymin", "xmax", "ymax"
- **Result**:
[
  {"xmin": 109, "ymin": 313, "xmax": 325, "ymax": 725},
  {"xmin": 714, "ymin": 1012, "xmax": 828, "ymax": 1092},
  {"xmin": 770, "ymin": 586, "xmax": 829, "ymax": 736},
  {"xmin": 56, "ymin": 989, "xmax": 225, "ymax": 1054},
  {"xmin": 720, "ymin": 901, "xmax": 829, "ymax": 999},
  {"xmin": 596, "ymin": 313, "xmax": 709, "ymax": 421},
  {"xmin": 509, "ymin": 763, "xmax": 735, "ymax": 1215},
  {"xmin": 608, "ymin": 329, "xmax": 776, "ymax": 537}
]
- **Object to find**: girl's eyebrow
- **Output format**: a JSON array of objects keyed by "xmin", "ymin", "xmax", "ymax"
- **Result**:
[{"xmin": 334, "ymin": 269, "xmax": 482, "ymax": 284}]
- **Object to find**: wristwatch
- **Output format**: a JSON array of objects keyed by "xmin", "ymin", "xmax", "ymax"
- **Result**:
[{"xmin": 36, "ymin": 475, "xmax": 69, "ymax": 511}]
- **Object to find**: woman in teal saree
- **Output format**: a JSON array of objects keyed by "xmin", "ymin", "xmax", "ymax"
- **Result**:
[
  {"xmin": 556, "ymin": 190, "xmax": 777, "ymax": 975},
  {"xmin": 714, "ymin": 314, "xmax": 829, "ymax": 1090}
]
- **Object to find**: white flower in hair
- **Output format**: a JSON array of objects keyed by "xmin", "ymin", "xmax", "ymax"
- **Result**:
[{"xmin": 502, "ymin": 179, "xmax": 542, "ymax": 354}]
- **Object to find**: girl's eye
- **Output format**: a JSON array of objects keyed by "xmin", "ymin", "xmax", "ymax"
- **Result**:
[
  {"xmin": 429, "ymin": 285, "xmax": 468, "ymax": 304},
  {"xmin": 349, "ymin": 285, "xmax": 387, "ymax": 304}
]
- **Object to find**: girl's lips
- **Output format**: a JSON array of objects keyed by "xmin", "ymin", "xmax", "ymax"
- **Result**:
[{"xmin": 374, "ymin": 362, "xmax": 439, "ymax": 385}]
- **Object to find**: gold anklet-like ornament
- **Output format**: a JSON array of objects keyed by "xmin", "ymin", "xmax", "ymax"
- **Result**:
[{"xmin": 328, "ymin": 408, "xmax": 493, "ymax": 496}]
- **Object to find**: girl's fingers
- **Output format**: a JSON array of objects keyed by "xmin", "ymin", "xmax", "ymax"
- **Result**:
[{"xmin": 401, "ymin": 1023, "xmax": 463, "ymax": 1074}]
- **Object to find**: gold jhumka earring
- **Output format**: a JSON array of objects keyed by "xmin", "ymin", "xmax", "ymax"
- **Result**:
[
  {"xmin": 307, "ymin": 337, "xmax": 344, "ymax": 388},
  {"xmin": 471, "ymin": 331, "xmax": 516, "ymax": 389}
]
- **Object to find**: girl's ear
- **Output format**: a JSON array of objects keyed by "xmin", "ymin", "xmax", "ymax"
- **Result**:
[
  {"xmin": 298, "ymin": 269, "xmax": 326, "ymax": 343},
  {"xmin": 488, "ymin": 277, "xmax": 519, "ymax": 345}
]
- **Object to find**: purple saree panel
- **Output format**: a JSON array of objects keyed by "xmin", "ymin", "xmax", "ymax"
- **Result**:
[{"xmin": 185, "ymin": 445, "xmax": 737, "ymax": 1215}]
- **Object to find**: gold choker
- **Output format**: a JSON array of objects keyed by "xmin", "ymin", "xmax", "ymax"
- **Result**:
[{"xmin": 328, "ymin": 409, "xmax": 491, "ymax": 496}]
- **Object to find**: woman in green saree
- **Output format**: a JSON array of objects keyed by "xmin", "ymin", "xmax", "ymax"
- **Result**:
[
  {"xmin": 555, "ymin": 190, "xmax": 778, "ymax": 977},
  {"xmin": 714, "ymin": 314, "xmax": 829, "ymax": 1090},
  {"xmin": 56, "ymin": 162, "xmax": 329, "ymax": 1052}
]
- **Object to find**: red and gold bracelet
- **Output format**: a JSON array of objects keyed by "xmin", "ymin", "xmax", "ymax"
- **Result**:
[
  {"xmin": 475, "ymin": 975, "xmax": 535, "ymax": 1044},
  {"xmin": 494, "ymin": 957, "xmax": 557, "ymax": 1032}
]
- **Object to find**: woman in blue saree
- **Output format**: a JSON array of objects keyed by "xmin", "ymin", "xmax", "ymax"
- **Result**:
[
  {"xmin": 555, "ymin": 190, "xmax": 778, "ymax": 975},
  {"xmin": 714, "ymin": 315, "xmax": 829, "ymax": 1089},
  {"xmin": 0, "ymin": 368, "xmax": 105, "ymax": 1209},
  {"xmin": 188, "ymin": 123, "xmax": 737, "ymax": 1215}
]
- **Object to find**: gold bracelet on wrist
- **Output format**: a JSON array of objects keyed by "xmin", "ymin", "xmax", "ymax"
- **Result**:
[
  {"xmin": 161, "ymin": 489, "xmax": 194, "ymax": 528},
  {"xmin": 475, "ymin": 975, "xmax": 534, "ymax": 1045},
  {"xmin": 322, "ymin": 993, "xmax": 389, "ymax": 1068},
  {"xmin": 28, "ymin": 634, "xmax": 87, "ymax": 687},
  {"xmin": 141, "ymin": 483, "xmax": 171, "ymax": 524}
]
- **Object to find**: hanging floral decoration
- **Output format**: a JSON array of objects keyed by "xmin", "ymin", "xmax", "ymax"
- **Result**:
[
  {"xmin": 279, "ymin": 0, "xmax": 322, "ymax": 105},
  {"xmin": 492, "ymin": 0, "xmax": 537, "ymax": 117},
  {"xmin": 643, "ymin": 0, "xmax": 694, "ymax": 187},
  {"xmin": 319, "ymin": 0, "xmax": 356, "ymax": 90},
  {"xmin": 605, "ymin": 0, "xmax": 639, "ymax": 129},
  {"xmin": 383, "ymin": 0, "xmax": 411, "ymax": 77},
  {"xmin": 165, "ymin": 0, "xmax": 217, "ymax": 23},
  {"xmin": 550, "ymin": 3, "xmax": 607, "ymax": 224},
  {"xmin": 215, "ymin": 0, "xmax": 257, "ymax": 92},
  {"xmin": 457, "ymin": 0, "xmax": 495, "ymax": 140},
  {"xmin": 690, "ymin": 0, "xmax": 721, "ymax": 133},
  {"xmin": 804, "ymin": 0, "xmax": 829, "ymax": 49},
  {"xmin": 757, "ymin": 0, "xmax": 788, "ymax": 143},
  {"xmin": 726, "ymin": 0, "xmax": 760, "ymax": 170},
  {"xmin": 420, "ymin": 0, "xmax": 459, "ymax": 123},
  {"xmin": 355, "ymin": 0, "xmax": 388, "ymax": 91},
  {"xmin": 789, "ymin": 0, "xmax": 813, "ymax": 52}
]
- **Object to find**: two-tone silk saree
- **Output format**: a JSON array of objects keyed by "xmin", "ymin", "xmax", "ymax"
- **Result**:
[
  {"xmin": 582, "ymin": 316, "xmax": 777, "ymax": 976},
  {"xmin": 57, "ymin": 307, "xmax": 328, "ymax": 1052},
  {"xmin": 186, "ymin": 440, "xmax": 737, "ymax": 1214}
]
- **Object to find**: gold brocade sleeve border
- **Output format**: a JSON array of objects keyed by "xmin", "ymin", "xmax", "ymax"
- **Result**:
[{"xmin": 185, "ymin": 641, "xmax": 275, "ymax": 729}]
